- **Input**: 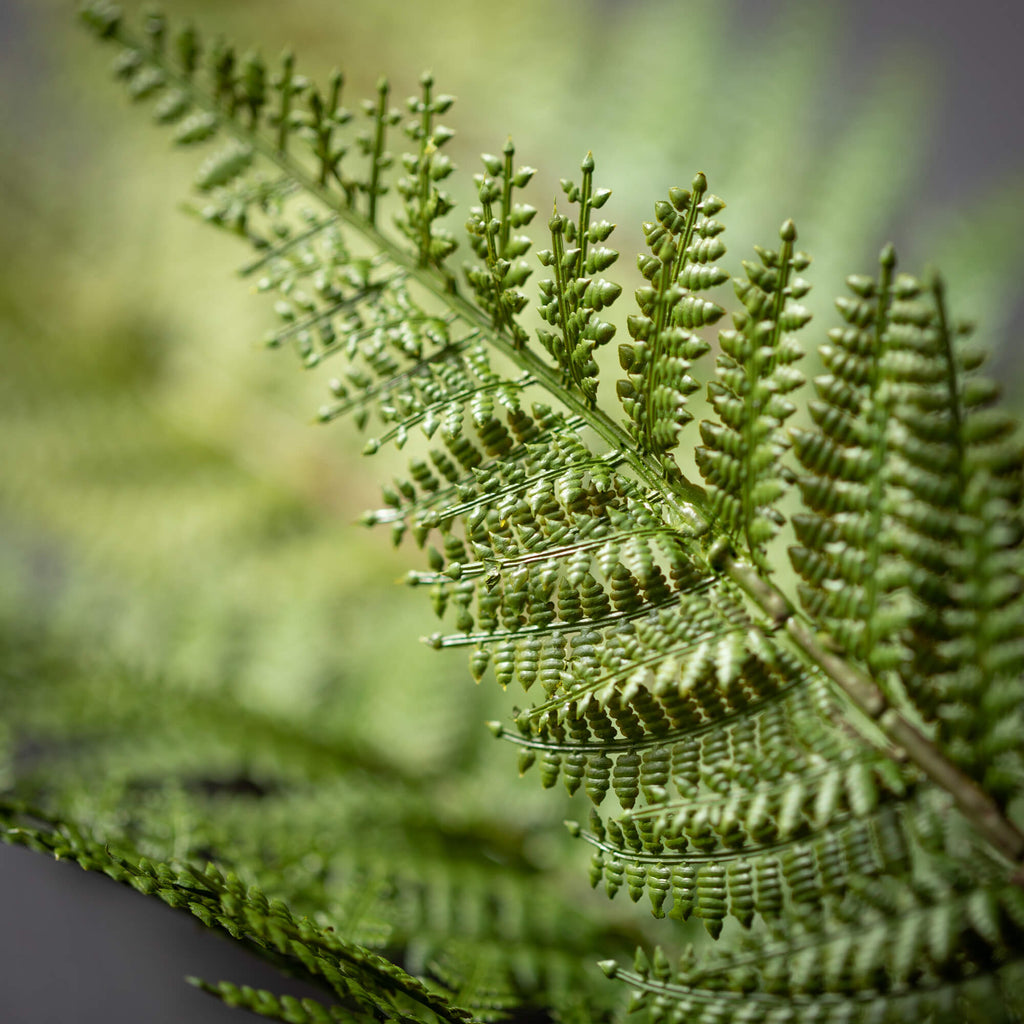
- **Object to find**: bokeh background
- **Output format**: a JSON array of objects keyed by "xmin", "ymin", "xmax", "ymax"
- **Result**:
[{"xmin": 2, "ymin": 0, "xmax": 1023, "ymax": 1020}]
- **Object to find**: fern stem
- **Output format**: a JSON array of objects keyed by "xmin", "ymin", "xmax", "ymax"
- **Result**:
[
  {"xmin": 859, "ymin": 245, "xmax": 895, "ymax": 665},
  {"xmin": 416, "ymin": 73, "xmax": 433, "ymax": 266},
  {"xmin": 367, "ymin": 76, "xmax": 390, "ymax": 226},
  {"xmin": 548, "ymin": 211, "xmax": 578, "ymax": 389},
  {"xmin": 239, "ymin": 214, "xmax": 339, "ymax": 276},
  {"xmin": 499, "ymin": 140, "xmax": 514, "ymax": 255},
  {"xmin": 931, "ymin": 273, "xmax": 965, "ymax": 497},
  {"xmin": 274, "ymin": 51, "xmax": 295, "ymax": 154},
  {"xmin": 578, "ymin": 156, "xmax": 592, "ymax": 256}
]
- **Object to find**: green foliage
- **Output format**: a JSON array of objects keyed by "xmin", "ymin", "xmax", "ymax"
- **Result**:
[
  {"xmin": 617, "ymin": 174, "xmax": 724, "ymax": 459},
  {"xmin": 4, "ymin": 4, "xmax": 1024, "ymax": 1022},
  {"xmin": 0, "ymin": 617, "xmax": 638, "ymax": 1023},
  {"xmin": 2, "ymin": 799, "xmax": 470, "ymax": 1024},
  {"xmin": 696, "ymin": 219, "xmax": 809, "ymax": 569},
  {"xmin": 536, "ymin": 153, "xmax": 621, "ymax": 404},
  {"xmin": 465, "ymin": 140, "xmax": 537, "ymax": 346}
]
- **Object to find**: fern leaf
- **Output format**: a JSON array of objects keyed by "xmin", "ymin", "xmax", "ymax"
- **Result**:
[
  {"xmin": 696, "ymin": 220, "xmax": 810, "ymax": 569},
  {"xmin": 536, "ymin": 153, "xmax": 622, "ymax": 404},
  {"xmin": 188, "ymin": 980, "xmax": 347, "ymax": 1024},
  {"xmin": 465, "ymin": 140, "xmax": 537, "ymax": 346},
  {"xmin": 789, "ymin": 247, "xmax": 923, "ymax": 694},
  {"xmin": 393, "ymin": 73, "xmax": 458, "ymax": 276},
  {"xmin": 617, "ymin": 174, "xmax": 726, "ymax": 460},
  {"xmin": 892, "ymin": 277, "xmax": 1024, "ymax": 805}
]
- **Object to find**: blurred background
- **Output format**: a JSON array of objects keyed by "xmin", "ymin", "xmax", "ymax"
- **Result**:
[{"xmin": 1, "ymin": 0, "xmax": 1023, "ymax": 1020}]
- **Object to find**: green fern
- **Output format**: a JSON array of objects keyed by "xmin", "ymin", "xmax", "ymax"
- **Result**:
[{"xmin": 4, "ymin": 5, "xmax": 1024, "ymax": 1022}]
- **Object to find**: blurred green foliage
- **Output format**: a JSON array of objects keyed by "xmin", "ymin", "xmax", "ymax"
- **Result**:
[{"xmin": 1, "ymin": 0, "xmax": 1023, "ymax": 1017}]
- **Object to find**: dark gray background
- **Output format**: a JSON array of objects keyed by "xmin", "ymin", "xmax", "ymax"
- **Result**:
[{"xmin": 2, "ymin": 0, "xmax": 1022, "ymax": 1020}]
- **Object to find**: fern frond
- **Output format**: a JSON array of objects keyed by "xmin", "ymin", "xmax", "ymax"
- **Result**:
[
  {"xmin": 603, "ymin": 803, "xmax": 1024, "ymax": 1024},
  {"xmin": 60, "ymin": 7, "xmax": 1024, "ymax": 1024},
  {"xmin": 0, "ymin": 619, "xmax": 639, "ymax": 1022}
]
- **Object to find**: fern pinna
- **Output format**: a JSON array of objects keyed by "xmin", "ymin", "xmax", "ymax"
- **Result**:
[{"xmin": 15, "ymin": 4, "xmax": 1024, "ymax": 1022}]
